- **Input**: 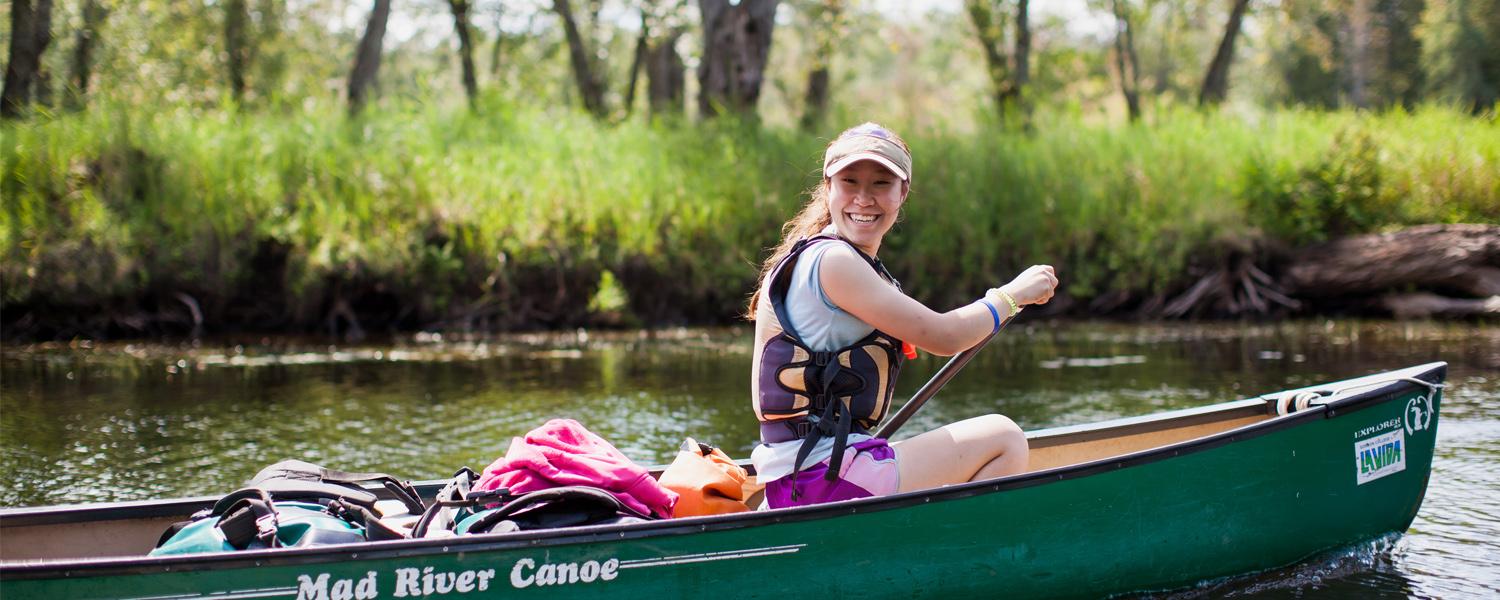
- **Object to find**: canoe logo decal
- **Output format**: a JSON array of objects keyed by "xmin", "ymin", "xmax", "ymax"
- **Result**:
[
  {"xmin": 1404, "ymin": 393, "xmax": 1433, "ymax": 436},
  {"xmin": 1354, "ymin": 430, "xmax": 1406, "ymax": 485}
]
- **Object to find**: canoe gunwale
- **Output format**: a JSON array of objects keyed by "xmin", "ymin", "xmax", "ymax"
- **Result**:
[
  {"xmin": 1025, "ymin": 398, "xmax": 1268, "ymax": 448},
  {"xmin": 0, "ymin": 496, "xmax": 220, "ymax": 529},
  {"xmin": 0, "ymin": 362, "xmax": 1448, "ymax": 582},
  {"xmin": 1302, "ymin": 366, "xmax": 1446, "ymax": 419}
]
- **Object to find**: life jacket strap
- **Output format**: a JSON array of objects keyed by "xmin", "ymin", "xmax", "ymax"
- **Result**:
[{"xmin": 214, "ymin": 489, "xmax": 281, "ymax": 550}]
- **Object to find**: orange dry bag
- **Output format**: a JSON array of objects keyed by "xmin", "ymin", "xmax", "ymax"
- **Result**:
[{"xmin": 658, "ymin": 438, "xmax": 752, "ymax": 517}]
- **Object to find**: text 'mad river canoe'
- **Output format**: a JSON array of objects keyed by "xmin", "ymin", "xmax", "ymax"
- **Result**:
[{"xmin": 1, "ymin": 362, "xmax": 1445, "ymax": 600}]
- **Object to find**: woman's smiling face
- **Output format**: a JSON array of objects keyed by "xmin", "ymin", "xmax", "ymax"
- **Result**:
[{"xmin": 827, "ymin": 160, "xmax": 908, "ymax": 257}]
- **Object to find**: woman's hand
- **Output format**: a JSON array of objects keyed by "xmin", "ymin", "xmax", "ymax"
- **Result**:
[{"xmin": 995, "ymin": 265, "xmax": 1058, "ymax": 306}]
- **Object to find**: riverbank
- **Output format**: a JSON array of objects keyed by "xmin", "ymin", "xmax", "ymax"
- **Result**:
[{"xmin": 3, "ymin": 101, "xmax": 1496, "ymax": 341}]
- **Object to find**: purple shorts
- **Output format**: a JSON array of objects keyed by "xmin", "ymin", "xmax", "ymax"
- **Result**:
[{"xmin": 765, "ymin": 438, "xmax": 900, "ymax": 508}]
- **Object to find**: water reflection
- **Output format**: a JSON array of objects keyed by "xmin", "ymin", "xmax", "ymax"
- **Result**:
[
  {"xmin": 2, "ymin": 320, "xmax": 1498, "ymax": 599},
  {"xmin": 1124, "ymin": 535, "xmax": 1422, "ymax": 599}
]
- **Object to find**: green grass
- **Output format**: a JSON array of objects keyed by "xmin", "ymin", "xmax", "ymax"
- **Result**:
[{"xmin": 3, "ymin": 99, "xmax": 1496, "ymax": 334}]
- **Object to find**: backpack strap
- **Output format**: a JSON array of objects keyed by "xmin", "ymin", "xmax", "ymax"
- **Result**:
[
  {"xmin": 411, "ymin": 468, "xmax": 488, "ymax": 538},
  {"xmin": 213, "ymin": 489, "xmax": 281, "ymax": 550},
  {"xmin": 249, "ymin": 460, "xmax": 425, "ymax": 514},
  {"xmin": 462, "ymin": 487, "xmax": 654, "ymax": 535},
  {"xmin": 325, "ymin": 498, "xmax": 408, "ymax": 542}
]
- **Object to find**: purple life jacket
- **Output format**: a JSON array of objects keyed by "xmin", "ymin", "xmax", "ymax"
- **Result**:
[{"xmin": 756, "ymin": 234, "xmax": 905, "ymax": 481}]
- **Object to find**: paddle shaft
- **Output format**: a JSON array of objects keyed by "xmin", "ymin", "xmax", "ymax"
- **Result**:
[{"xmin": 874, "ymin": 310, "xmax": 1020, "ymax": 439}]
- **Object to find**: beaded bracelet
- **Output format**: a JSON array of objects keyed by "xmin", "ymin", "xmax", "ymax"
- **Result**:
[{"xmin": 989, "ymin": 288, "xmax": 1020, "ymax": 317}]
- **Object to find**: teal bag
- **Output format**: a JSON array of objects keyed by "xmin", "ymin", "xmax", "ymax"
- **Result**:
[
  {"xmin": 151, "ymin": 498, "xmax": 366, "ymax": 556},
  {"xmin": 150, "ymin": 460, "xmax": 423, "ymax": 556}
]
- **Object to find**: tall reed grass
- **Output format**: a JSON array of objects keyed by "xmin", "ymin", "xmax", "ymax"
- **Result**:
[{"xmin": 2, "ymin": 100, "xmax": 1495, "ymax": 334}]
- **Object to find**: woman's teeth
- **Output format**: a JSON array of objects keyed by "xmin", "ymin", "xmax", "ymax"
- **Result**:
[{"xmin": 849, "ymin": 214, "xmax": 877, "ymax": 223}]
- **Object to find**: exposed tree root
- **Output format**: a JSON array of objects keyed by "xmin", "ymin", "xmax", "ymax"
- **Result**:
[
  {"xmin": 1160, "ymin": 256, "xmax": 1302, "ymax": 319},
  {"xmin": 1155, "ymin": 225, "xmax": 1499, "ymax": 320}
]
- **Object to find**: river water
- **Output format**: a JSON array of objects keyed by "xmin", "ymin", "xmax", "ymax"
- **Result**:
[{"xmin": 2, "ymin": 321, "xmax": 1496, "ymax": 599}]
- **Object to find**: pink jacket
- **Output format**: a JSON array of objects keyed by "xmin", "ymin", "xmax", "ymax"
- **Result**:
[{"xmin": 475, "ymin": 419, "xmax": 678, "ymax": 519}]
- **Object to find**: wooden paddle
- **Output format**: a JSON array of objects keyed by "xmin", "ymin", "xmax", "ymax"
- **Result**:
[{"xmin": 874, "ymin": 309, "xmax": 1021, "ymax": 439}]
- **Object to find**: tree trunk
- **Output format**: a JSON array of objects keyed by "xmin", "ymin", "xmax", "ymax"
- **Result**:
[
  {"xmin": 1283, "ymin": 224, "xmax": 1500, "ymax": 298},
  {"xmin": 2, "ymin": 0, "xmax": 55, "ymax": 121},
  {"xmin": 1348, "ymin": 0, "xmax": 1370, "ymax": 109},
  {"xmin": 347, "ymin": 0, "xmax": 392, "ymax": 115},
  {"xmin": 554, "ymin": 0, "xmax": 609, "ymax": 119},
  {"xmin": 799, "ymin": 0, "xmax": 841, "ymax": 132},
  {"xmin": 225, "ymin": 0, "xmax": 251, "ymax": 103},
  {"xmin": 965, "ymin": 0, "xmax": 1014, "ymax": 118},
  {"xmin": 35, "ymin": 67, "xmax": 54, "ymax": 107},
  {"xmin": 65, "ymin": 0, "xmax": 105, "ymax": 112},
  {"xmin": 646, "ymin": 31, "xmax": 685, "ymax": 116},
  {"xmin": 1111, "ymin": 0, "xmax": 1141, "ymax": 121},
  {"xmin": 697, "ymin": 0, "xmax": 779, "ymax": 118},
  {"xmin": 448, "ymin": 0, "xmax": 480, "ymax": 110},
  {"xmin": 1198, "ymin": 0, "xmax": 1249, "ymax": 107},
  {"xmin": 622, "ymin": 22, "xmax": 649, "ymax": 118},
  {"xmin": 1152, "ymin": 225, "xmax": 1500, "ymax": 319},
  {"xmin": 1014, "ymin": 0, "xmax": 1030, "ymax": 110}
]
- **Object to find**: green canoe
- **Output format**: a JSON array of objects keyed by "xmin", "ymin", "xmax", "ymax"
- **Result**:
[{"xmin": 1, "ymin": 362, "xmax": 1445, "ymax": 600}]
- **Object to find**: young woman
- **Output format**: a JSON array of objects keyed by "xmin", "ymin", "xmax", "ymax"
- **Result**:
[{"xmin": 749, "ymin": 122, "xmax": 1058, "ymax": 509}]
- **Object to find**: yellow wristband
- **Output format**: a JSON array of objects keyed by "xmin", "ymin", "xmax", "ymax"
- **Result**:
[{"xmin": 990, "ymin": 289, "xmax": 1020, "ymax": 317}]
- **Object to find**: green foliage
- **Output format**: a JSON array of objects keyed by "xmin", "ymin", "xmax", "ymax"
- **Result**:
[
  {"xmin": 1245, "ymin": 128, "xmax": 1391, "ymax": 245},
  {"xmin": 3, "ymin": 101, "xmax": 1496, "ymax": 328},
  {"xmin": 1243, "ymin": 109, "xmax": 1499, "ymax": 246},
  {"xmin": 1420, "ymin": 0, "xmax": 1500, "ymax": 114},
  {"xmin": 589, "ymin": 270, "xmax": 629, "ymax": 314},
  {"xmin": 1268, "ymin": 6, "xmax": 1345, "ymax": 110},
  {"xmin": 0, "ymin": 96, "xmax": 811, "ymax": 323}
]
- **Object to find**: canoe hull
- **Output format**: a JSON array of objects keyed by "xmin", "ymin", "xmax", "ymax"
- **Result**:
[{"xmin": 1, "ymin": 364, "xmax": 1444, "ymax": 600}]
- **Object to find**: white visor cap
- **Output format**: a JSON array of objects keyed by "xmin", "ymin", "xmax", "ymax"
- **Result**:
[{"xmin": 822, "ymin": 127, "xmax": 912, "ymax": 181}]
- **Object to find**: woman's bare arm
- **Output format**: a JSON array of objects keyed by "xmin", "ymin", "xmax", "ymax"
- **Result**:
[{"xmin": 819, "ymin": 246, "xmax": 1058, "ymax": 356}]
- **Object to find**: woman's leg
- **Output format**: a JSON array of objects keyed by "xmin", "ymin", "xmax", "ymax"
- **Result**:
[{"xmin": 891, "ymin": 414, "xmax": 1028, "ymax": 493}]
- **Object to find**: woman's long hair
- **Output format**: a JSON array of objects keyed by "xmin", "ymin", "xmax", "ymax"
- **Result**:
[
  {"xmin": 746, "ymin": 182, "xmax": 834, "ymax": 318},
  {"xmin": 747, "ymin": 124, "xmax": 911, "ymax": 319}
]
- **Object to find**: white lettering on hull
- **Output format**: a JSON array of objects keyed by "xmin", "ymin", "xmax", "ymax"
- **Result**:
[
  {"xmin": 297, "ymin": 572, "xmax": 377, "ymax": 600},
  {"xmin": 510, "ymin": 558, "xmax": 618, "ymax": 588}
]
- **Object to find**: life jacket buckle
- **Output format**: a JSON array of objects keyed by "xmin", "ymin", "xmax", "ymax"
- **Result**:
[
  {"xmin": 254, "ymin": 513, "xmax": 278, "ymax": 540},
  {"xmin": 795, "ymin": 421, "xmax": 813, "ymax": 439},
  {"xmin": 813, "ymin": 351, "xmax": 831, "ymax": 367}
]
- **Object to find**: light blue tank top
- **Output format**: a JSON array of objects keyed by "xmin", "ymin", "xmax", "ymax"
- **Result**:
[{"xmin": 783, "ymin": 239, "xmax": 876, "ymax": 352}]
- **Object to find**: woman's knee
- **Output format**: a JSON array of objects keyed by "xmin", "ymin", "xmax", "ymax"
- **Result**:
[
  {"xmin": 979, "ymin": 413, "xmax": 1022, "ymax": 433},
  {"xmin": 957, "ymin": 414, "xmax": 1024, "ymax": 443}
]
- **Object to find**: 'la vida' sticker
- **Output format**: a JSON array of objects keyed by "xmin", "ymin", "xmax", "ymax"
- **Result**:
[{"xmin": 1355, "ymin": 429, "xmax": 1405, "ymax": 485}]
